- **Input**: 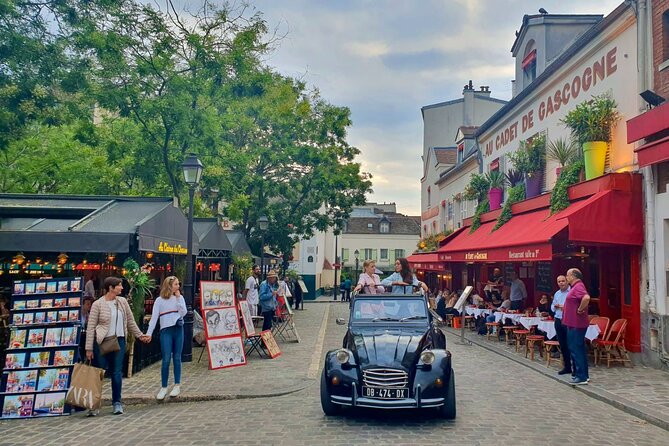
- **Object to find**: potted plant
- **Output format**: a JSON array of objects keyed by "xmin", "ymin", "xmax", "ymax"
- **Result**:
[
  {"xmin": 485, "ymin": 170, "xmax": 507, "ymax": 211},
  {"xmin": 546, "ymin": 137, "xmax": 579, "ymax": 176},
  {"xmin": 123, "ymin": 258, "xmax": 155, "ymax": 377},
  {"xmin": 505, "ymin": 168, "xmax": 524, "ymax": 187},
  {"xmin": 508, "ymin": 134, "xmax": 546, "ymax": 198},
  {"xmin": 561, "ymin": 93, "xmax": 620, "ymax": 180},
  {"xmin": 463, "ymin": 173, "xmax": 489, "ymax": 202}
]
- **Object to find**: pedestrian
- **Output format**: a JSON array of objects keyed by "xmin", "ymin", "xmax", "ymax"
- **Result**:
[
  {"xmin": 145, "ymin": 276, "xmax": 187, "ymax": 400},
  {"xmin": 563, "ymin": 268, "xmax": 591, "ymax": 385},
  {"xmin": 353, "ymin": 259, "xmax": 385, "ymax": 294},
  {"xmin": 84, "ymin": 275, "xmax": 97, "ymax": 298},
  {"xmin": 259, "ymin": 270, "xmax": 279, "ymax": 331},
  {"xmin": 293, "ymin": 276, "xmax": 304, "ymax": 310},
  {"xmin": 381, "ymin": 258, "xmax": 429, "ymax": 295},
  {"xmin": 509, "ymin": 271, "xmax": 527, "ymax": 310},
  {"xmin": 343, "ymin": 276, "xmax": 352, "ymax": 302},
  {"xmin": 79, "ymin": 297, "xmax": 94, "ymax": 361},
  {"xmin": 242, "ymin": 265, "xmax": 261, "ymax": 317},
  {"xmin": 552, "ymin": 275, "xmax": 573, "ymax": 375},
  {"xmin": 85, "ymin": 277, "xmax": 149, "ymax": 416}
]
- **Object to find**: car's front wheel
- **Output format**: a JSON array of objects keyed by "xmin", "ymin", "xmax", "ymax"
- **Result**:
[
  {"xmin": 320, "ymin": 369, "xmax": 341, "ymax": 416},
  {"xmin": 437, "ymin": 370, "xmax": 456, "ymax": 419}
]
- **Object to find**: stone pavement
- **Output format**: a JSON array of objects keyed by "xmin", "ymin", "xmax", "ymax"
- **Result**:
[
  {"xmin": 101, "ymin": 303, "xmax": 330, "ymax": 405},
  {"xmin": 2, "ymin": 303, "xmax": 667, "ymax": 446},
  {"xmin": 445, "ymin": 325, "xmax": 669, "ymax": 431}
]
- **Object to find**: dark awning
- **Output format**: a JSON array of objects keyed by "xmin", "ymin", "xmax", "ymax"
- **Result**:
[
  {"xmin": 225, "ymin": 230, "xmax": 251, "ymax": 256},
  {"xmin": 194, "ymin": 219, "xmax": 232, "ymax": 257}
]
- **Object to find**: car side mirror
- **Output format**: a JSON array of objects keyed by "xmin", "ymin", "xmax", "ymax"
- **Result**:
[{"xmin": 336, "ymin": 318, "xmax": 347, "ymax": 326}]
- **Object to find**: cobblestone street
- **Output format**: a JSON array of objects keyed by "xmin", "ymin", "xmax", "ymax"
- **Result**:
[{"xmin": 1, "ymin": 302, "xmax": 667, "ymax": 445}]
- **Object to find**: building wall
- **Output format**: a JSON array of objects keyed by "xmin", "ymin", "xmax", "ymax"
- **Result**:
[
  {"xmin": 437, "ymin": 158, "xmax": 479, "ymax": 231},
  {"xmin": 340, "ymin": 233, "xmax": 419, "ymax": 274},
  {"xmin": 652, "ymin": 0, "xmax": 669, "ymax": 98}
]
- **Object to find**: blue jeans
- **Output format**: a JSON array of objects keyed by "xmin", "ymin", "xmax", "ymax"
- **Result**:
[
  {"xmin": 567, "ymin": 327, "xmax": 588, "ymax": 381},
  {"xmin": 94, "ymin": 337, "xmax": 126, "ymax": 404},
  {"xmin": 160, "ymin": 324, "xmax": 183, "ymax": 388}
]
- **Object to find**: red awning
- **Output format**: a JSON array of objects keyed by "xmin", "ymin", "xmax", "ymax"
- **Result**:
[
  {"xmin": 634, "ymin": 135, "xmax": 669, "ymax": 168},
  {"xmin": 407, "ymin": 253, "xmax": 444, "ymax": 271},
  {"xmin": 437, "ymin": 190, "xmax": 642, "ymax": 262}
]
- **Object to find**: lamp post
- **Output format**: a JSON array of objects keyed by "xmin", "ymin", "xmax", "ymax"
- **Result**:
[
  {"xmin": 181, "ymin": 153, "xmax": 203, "ymax": 363},
  {"xmin": 354, "ymin": 249, "xmax": 360, "ymax": 285},
  {"xmin": 333, "ymin": 232, "xmax": 339, "ymax": 301},
  {"xmin": 258, "ymin": 215, "xmax": 269, "ymax": 280}
]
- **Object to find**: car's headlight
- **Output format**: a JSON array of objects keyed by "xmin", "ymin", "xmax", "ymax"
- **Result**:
[
  {"xmin": 335, "ymin": 349, "xmax": 350, "ymax": 364},
  {"xmin": 420, "ymin": 350, "xmax": 435, "ymax": 365}
]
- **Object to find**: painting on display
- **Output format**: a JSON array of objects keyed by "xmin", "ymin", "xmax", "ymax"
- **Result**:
[
  {"xmin": 259, "ymin": 330, "xmax": 281, "ymax": 359},
  {"xmin": 203, "ymin": 307, "xmax": 240, "ymax": 338},
  {"xmin": 238, "ymin": 300, "xmax": 255, "ymax": 336},
  {"xmin": 200, "ymin": 281, "xmax": 236, "ymax": 309},
  {"xmin": 206, "ymin": 336, "xmax": 247, "ymax": 370}
]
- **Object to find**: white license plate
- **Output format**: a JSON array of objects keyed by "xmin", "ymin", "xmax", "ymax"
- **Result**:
[{"xmin": 362, "ymin": 386, "xmax": 408, "ymax": 399}]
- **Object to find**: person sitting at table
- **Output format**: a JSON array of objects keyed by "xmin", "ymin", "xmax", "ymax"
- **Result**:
[
  {"xmin": 484, "ymin": 267, "xmax": 504, "ymax": 302},
  {"xmin": 484, "ymin": 293, "xmax": 511, "ymax": 325},
  {"xmin": 537, "ymin": 294, "xmax": 554, "ymax": 317}
]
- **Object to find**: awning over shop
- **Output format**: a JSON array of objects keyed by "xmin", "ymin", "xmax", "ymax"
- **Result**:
[
  {"xmin": 627, "ymin": 101, "xmax": 669, "ymax": 168},
  {"xmin": 194, "ymin": 218, "xmax": 232, "ymax": 257},
  {"xmin": 634, "ymin": 135, "xmax": 669, "ymax": 168},
  {"xmin": 407, "ymin": 253, "xmax": 444, "ymax": 271},
  {"xmin": 225, "ymin": 230, "xmax": 251, "ymax": 256},
  {"xmin": 437, "ymin": 189, "xmax": 642, "ymax": 263}
]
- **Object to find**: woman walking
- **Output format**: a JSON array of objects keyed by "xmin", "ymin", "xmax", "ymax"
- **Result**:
[
  {"xmin": 146, "ymin": 276, "xmax": 187, "ymax": 400},
  {"xmin": 86, "ymin": 277, "xmax": 148, "ymax": 416}
]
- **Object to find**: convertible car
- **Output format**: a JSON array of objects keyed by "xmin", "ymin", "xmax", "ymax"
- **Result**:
[{"xmin": 320, "ymin": 293, "xmax": 456, "ymax": 419}]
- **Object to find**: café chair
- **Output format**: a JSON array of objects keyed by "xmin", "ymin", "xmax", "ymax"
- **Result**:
[
  {"xmin": 485, "ymin": 322, "xmax": 498, "ymax": 341},
  {"xmin": 544, "ymin": 340, "xmax": 561, "ymax": 367},
  {"xmin": 595, "ymin": 318, "xmax": 632, "ymax": 368},
  {"xmin": 525, "ymin": 335, "xmax": 544, "ymax": 360},
  {"xmin": 464, "ymin": 315, "xmax": 476, "ymax": 330},
  {"xmin": 588, "ymin": 316, "xmax": 610, "ymax": 365},
  {"xmin": 502, "ymin": 325, "xmax": 518, "ymax": 345},
  {"xmin": 513, "ymin": 328, "xmax": 531, "ymax": 352}
]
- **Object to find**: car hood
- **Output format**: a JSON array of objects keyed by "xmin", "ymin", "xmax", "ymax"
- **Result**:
[{"xmin": 346, "ymin": 327, "xmax": 427, "ymax": 369}]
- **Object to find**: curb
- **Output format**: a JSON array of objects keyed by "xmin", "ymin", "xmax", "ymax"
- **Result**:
[
  {"xmin": 103, "ymin": 379, "xmax": 316, "ymax": 407},
  {"xmin": 445, "ymin": 328, "xmax": 669, "ymax": 432}
]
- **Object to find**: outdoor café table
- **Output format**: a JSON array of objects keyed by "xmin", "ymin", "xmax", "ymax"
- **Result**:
[
  {"xmin": 536, "ymin": 320, "xmax": 601, "ymax": 341},
  {"xmin": 501, "ymin": 313, "xmax": 524, "ymax": 324},
  {"xmin": 518, "ymin": 316, "xmax": 542, "ymax": 330},
  {"xmin": 465, "ymin": 307, "xmax": 493, "ymax": 317}
]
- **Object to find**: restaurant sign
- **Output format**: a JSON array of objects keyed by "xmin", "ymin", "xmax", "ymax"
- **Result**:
[
  {"xmin": 439, "ymin": 244, "xmax": 552, "ymax": 263},
  {"xmin": 158, "ymin": 241, "xmax": 188, "ymax": 255}
]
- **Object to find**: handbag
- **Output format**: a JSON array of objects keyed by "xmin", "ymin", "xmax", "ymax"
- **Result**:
[
  {"xmin": 65, "ymin": 362, "xmax": 105, "ymax": 410},
  {"xmin": 98, "ymin": 299, "xmax": 121, "ymax": 355}
]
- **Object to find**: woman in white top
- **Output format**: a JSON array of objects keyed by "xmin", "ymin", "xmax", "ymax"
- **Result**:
[
  {"xmin": 146, "ymin": 276, "xmax": 187, "ymax": 400},
  {"xmin": 353, "ymin": 259, "xmax": 385, "ymax": 294}
]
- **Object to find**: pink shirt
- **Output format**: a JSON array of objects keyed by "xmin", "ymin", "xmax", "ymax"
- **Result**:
[
  {"xmin": 562, "ymin": 280, "xmax": 589, "ymax": 329},
  {"xmin": 357, "ymin": 273, "xmax": 385, "ymax": 294}
]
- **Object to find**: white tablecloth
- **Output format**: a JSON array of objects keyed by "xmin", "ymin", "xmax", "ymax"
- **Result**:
[
  {"xmin": 465, "ymin": 307, "xmax": 493, "ymax": 317},
  {"xmin": 536, "ymin": 321, "xmax": 601, "ymax": 341},
  {"xmin": 518, "ymin": 316, "xmax": 542, "ymax": 330}
]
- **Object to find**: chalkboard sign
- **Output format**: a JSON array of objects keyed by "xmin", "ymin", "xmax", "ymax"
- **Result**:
[
  {"xmin": 504, "ymin": 263, "xmax": 515, "ymax": 285},
  {"xmin": 536, "ymin": 262, "xmax": 553, "ymax": 293}
]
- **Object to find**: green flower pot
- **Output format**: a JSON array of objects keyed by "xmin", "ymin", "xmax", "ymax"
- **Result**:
[{"xmin": 582, "ymin": 141, "xmax": 607, "ymax": 180}]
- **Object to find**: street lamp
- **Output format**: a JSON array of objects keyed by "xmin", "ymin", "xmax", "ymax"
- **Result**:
[
  {"xmin": 354, "ymin": 249, "xmax": 360, "ymax": 285},
  {"xmin": 258, "ymin": 215, "xmax": 269, "ymax": 280},
  {"xmin": 181, "ymin": 153, "xmax": 203, "ymax": 363}
]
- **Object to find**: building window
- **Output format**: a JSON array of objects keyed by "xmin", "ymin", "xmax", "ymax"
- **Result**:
[
  {"xmin": 522, "ymin": 41, "xmax": 537, "ymax": 86},
  {"xmin": 380, "ymin": 249, "xmax": 388, "ymax": 260},
  {"xmin": 342, "ymin": 248, "xmax": 349, "ymax": 263},
  {"xmin": 427, "ymin": 187, "xmax": 431, "ymax": 207},
  {"xmin": 367, "ymin": 223, "xmax": 373, "ymax": 229},
  {"xmin": 457, "ymin": 143, "xmax": 464, "ymax": 163},
  {"xmin": 460, "ymin": 200, "xmax": 468, "ymax": 221},
  {"xmin": 364, "ymin": 248, "xmax": 377, "ymax": 260},
  {"xmin": 380, "ymin": 222, "xmax": 390, "ymax": 233},
  {"xmin": 394, "ymin": 249, "xmax": 405, "ymax": 260},
  {"xmin": 447, "ymin": 201, "xmax": 453, "ymax": 221}
]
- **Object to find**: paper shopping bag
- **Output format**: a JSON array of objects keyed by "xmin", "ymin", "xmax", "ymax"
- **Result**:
[{"xmin": 65, "ymin": 362, "xmax": 105, "ymax": 410}]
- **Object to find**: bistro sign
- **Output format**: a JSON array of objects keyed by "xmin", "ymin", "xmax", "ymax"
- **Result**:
[{"xmin": 158, "ymin": 241, "xmax": 188, "ymax": 255}]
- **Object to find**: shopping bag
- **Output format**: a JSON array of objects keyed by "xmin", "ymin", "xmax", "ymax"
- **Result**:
[{"xmin": 65, "ymin": 362, "xmax": 105, "ymax": 410}]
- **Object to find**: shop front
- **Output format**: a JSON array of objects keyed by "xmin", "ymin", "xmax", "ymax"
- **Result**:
[
  {"xmin": 437, "ymin": 173, "xmax": 644, "ymax": 351},
  {"xmin": 194, "ymin": 218, "xmax": 234, "ymax": 299},
  {"xmin": 407, "ymin": 253, "xmax": 450, "ymax": 291}
]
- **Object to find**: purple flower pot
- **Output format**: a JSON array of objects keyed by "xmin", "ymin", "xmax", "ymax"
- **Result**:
[
  {"xmin": 524, "ymin": 172, "xmax": 543, "ymax": 198},
  {"xmin": 488, "ymin": 188, "xmax": 503, "ymax": 210}
]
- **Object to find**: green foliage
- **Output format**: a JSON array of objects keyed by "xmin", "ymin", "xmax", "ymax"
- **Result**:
[
  {"xmin": 485, "ymin": 170, "xmax": 507, "ymax": 190},
  {"xmin": 232, "ymin": 253, "xmax": 254, "ymax": 290},
  {"xmin": 560, "ymin": 93, "xmax": 621, "ymax": 144},
  {"xmin": 509, "ymin": 134, "xmax": 546, "ymax": 175},
  {"xmin": 122, "ymin": 258, "xmax": 156, "ymax": 324},
  {"xmin": 463, "ymin": 174, "xmax": 490, "ymax": 201},
  {"xmin": 505, "ymin": 169, "xmax": 524, "ymax": 187},
  {"xmin": 417, "ymin": 230, "xmax": 453, "ymax": 252},
  {"xmin": 493, "ymin": 183, "xmax": 526, "ymax": 231},
  {"xmin": 469, "ymin": 198, "xmax": 489, "ymax": 233},
  {"xmin": 546, "ymin": 137, "xmax": 580, "ymax": 167},
  {"xmin": 549, "ymin": 159, "xmax": 585, "ymax": 214}
]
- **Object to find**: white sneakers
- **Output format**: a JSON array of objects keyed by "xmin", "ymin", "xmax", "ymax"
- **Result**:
[{"xmin": 156, "ymin": 385, "xmax": 181, "ymax": 400}]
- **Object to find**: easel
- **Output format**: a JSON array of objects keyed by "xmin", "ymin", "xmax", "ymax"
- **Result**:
[{"xmin": 454, "ymin": 286, "xmax": 473, "ymax": 346}]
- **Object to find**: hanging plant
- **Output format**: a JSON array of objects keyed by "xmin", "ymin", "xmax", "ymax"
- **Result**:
[
  {"xmin": 123, "ymin": 258, "xmax": 156, "ymax": 324},
  {"xmin": 549, "ymin": 159, "xmax": 585, "ymax": 214},
  {"xmin": 470, "ymin": 198, "xmax": 489, "ymax": 233},
  {"xmin": 452, "ymin": 193, "xmax": 463, "ymax": 203},
  {"xmin": 493, "ymin": 183, "xmax": 526, "ymax": 231}
]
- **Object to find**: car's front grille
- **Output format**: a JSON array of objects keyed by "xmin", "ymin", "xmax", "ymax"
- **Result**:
[{"xmin": 362, "ymin": 368, "xmax": 409, "ymax": 388}]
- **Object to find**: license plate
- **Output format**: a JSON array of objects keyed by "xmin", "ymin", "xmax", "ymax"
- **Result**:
[{"xmin": 362, "ymin": 386, "xmax": 408, "ymax": 399}]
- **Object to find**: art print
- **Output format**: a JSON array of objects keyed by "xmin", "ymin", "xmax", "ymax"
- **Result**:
[
  {"xmin": 13, "ymin": 283, "xmax": 25, "ymax": 295},
  {"xmin": 22, "ymin": 312, "xmax": 34, "ymax": 325},
  {"xmin": 54, "ymin": 298, "xmax": 67, "ymax": 308},
  {"xmin": 24, "ymin": 283, "xmax": 35, "ymax": 294},
  {"xmin": 27, "ymin": 299, "xmax": 39, "ymax": 309},
  {"xmin": 35, "ymin": 282, "xmax": 46, "ymax": 293},
  {"xmin": 34, "ymin": 312, "xmax": 45, "ymax": 324},
  {"xmin": 37, "ymin": 368, "xmax": 69, "ymax": 391},
  {"xmin": 13, "ymin": 300, "xmax": 26, "ymax": 310},
  {"xmin": 204, "ymin": 307, "xmax": 240, "ymax": 338},
  {"xmin": 69, "ymin": 279, "xmax": 81, "ymax": 292},
  {"xmin": 57, "ymin": 310, "xmax": 68, "ymax": 322},
  {"xmin": 206, "ymin": 336, "xmax": 246, "ymax": 370},
  {"xmin": 60, "ymin": 327, "xmax": 77, "ymax": 345},
  {"xmin": 44, "ymin": 328, "xmax": 62, "ymax": 347},
  {"xmin": 53, "ymin": 350, "xmax": 74, "ymax": 366},
  {"xmin": 68, "ymin": 310, "xmax": 80, "ymax": 322},
  {"xmin": 29, "ymin": 351, "xmax": 50, "ymax": 367},
  {"xmin": 8, "ymin": 328, "xmax": 27, "ymax": 349},
  {"xmin": 40, "ymin": 299, "xmax": 53, "ymax": 308},
  {"xmin": 2, "ymin": 394, "xmax": 34, "ymax": 419},
  {"xmin": 27, "ymin": 329, "xmax": 45, "ymax": 347},
  {"xmin": 5, "ymin": 370, "xmax": 38, "ymax": 392},
  {"xmin": 239, "ymin": 300, "xmax": 255, "ymax": 336},
  {"xmin": 12, "ymin": 314, "xmax": 23, "ymax": 325},
  {"xmin": 45, "ymin": 311, "xmax": 57, "ymax": 323},
  {"xmin": 46, "ymin": 281, "xmax": 57, "ymax": 293},
  {"xmin": 33, "ymin": 392, "xmax": 67, "ymax": 417},
  {"xmin": 67, "ymin": 297, "xmax": 81, "ymax": 307},
  {"xmin": 58, "ymin": 281, "xmax": 69, "ymax": 292},
  {"xmin": 260, "ymin": 330, "xmax": 282, "ymax": 359},
  {"xmin": 201, "ymin": 281, "xmax": 235, "ymax": 309},
  {"xmin": 4, "ymin": 353, "xmax": 26, "ymax": 369}
]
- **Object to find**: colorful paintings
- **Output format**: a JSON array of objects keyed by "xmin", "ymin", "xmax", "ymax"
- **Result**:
[
  {"xmin": 36, "ymin": 368, "xmax": 69, "ymax": 391},
  {"xmin": 44, "ymin": 328, "xmax": 62, "ymax": 347},
  {"xmin": 13, "ymin": 283, "xmax": 24, "ymax": 295},
  {"xmin": 67, "ymin": 297, "xmax": 81, "ymax": 307},
  {"xmin": 40, "ymin": 299, "xmax": 53, "ymax": 309},
  {"xmin": 26, "ymin": 329, "xmax": 44, "ymax": 348},
  {"xmin": 68, "ymin": 309, "xmax": 80, "ymax": 322},
  {"xmin": 13, "ymin": 300, "xmax": 26, "ymax": 310},
  {"xmin": 2, "ymin": 395, "xmax": 34, "ymax": 419},
  {"xmin": 206, "ymin": 336, "xmax": 246, "ymax": 370},
  {"xmin": 260, "ymin": 330, "xmax": 282, "ymax": 359},
  {"xmin": 46, "ymin": 281, "xmax": 57, "ymax": 293},
  {"xmin": 53, "ymin": 350, "xmax": 74, "ymax": 366},
  {"xmin": 5, "ymin": 353, "xmax": 26, "ymax": 370},
  {"xmin": 58, "ymin": 281, "xmax": 69, "ymax": 292},
  {"xmin": 26, "ymin": 299, "xmax": 39, "ymax": 309},
  {"xmin": 60, "ymin": 327, "xmax": 77, "ymax": 345},
  {"xmin": 69, "ymin": 279, "xmax": 81, "ymax": 292},
  {"xmin": 24, "ymin": 283, "xmax": 35, "ymax": 295},
  {"xmin": 5, "ymin": 370, "xmax": 38, "ymax": 393},
  {"xmin": 8, "ymin": 329, "xmax": 27, "ymax": 349},
  {"xmin": 54, "ymin": 298, "xmax": 67, "ymax": 308},
  {"xmin": 28, "ymin": 352, "xmax": 50, "ymax": 367},
  {"xmin": 200, "ymin": 281, "xmax": 236, "ymax": 310},
  {"xmin": 33, "ymin": 392, "xmax": 67, "ymax": 416},
  {"xmin": 239, "ymin": 300, "xmax": 255, "ymax": 336}
]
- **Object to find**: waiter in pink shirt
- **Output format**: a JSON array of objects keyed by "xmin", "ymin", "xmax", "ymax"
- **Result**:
[{"xmin": 563, "ymin": 268, "xmax": 591, "ymax": 385}]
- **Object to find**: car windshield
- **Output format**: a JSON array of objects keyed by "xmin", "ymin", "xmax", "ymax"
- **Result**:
[{"xmin": 352, "ymin": 298, "xmax": 427, "ymax": 322}]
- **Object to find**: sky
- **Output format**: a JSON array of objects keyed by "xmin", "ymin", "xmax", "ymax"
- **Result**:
[{"xmin": 176, "ymin": 0, "xmax": 623, "ymax": 215}]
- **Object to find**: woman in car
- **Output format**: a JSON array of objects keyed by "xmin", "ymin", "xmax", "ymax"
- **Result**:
[
  {"xmin": 353, "ymin": 259, "xmax": 385, "ymax": 294},
  {"xmin": 381, "ymin": 258, "xmax": 429, "ymax": 295}
]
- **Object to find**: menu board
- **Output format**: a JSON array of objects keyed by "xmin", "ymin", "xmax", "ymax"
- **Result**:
[
  {"xmin": 1, "ymin": 278, "xmax": 83, "ymax": 419},
  {"xmin": 536, "ymin": 262, "xmax": 554, "ymax": 293}
]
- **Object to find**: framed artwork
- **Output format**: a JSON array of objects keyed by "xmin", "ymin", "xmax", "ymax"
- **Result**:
[
  {"xmin": 4, "ymin": 353, "xmax": 26, "ymax": 370},
  {"xmin": 44, "ymin": 328, "xmax": 62, "ymax": 347},
  {"xmin": 206, "ymin": 336, "xmax": 246, "ymax": 370},
  {"xmin": 69, "ymin": 279, "xmax": 81, "ymax": 292},
  {"xmin": 239, "ymin": 300, "xmax": 255, "ymax": 336},
  {"xmin": 29, "ymin": 351, "xmax": 50, "ymax": 367},
  {"xmin": 200, "ymin": 281, "xmax": 236, "ymax": 309},
  {"xmin": 13, "ymin": 283, "xmax": 24, "ymax": 295},
  {"xmin": 53, "ymin": 350, "xmax": 75, "ymax": 366},
  {"xmin": 26, "ymin": 329, "xmax": 44, "ymax": 348},
  {"xmin": 203, "ymin": 307, "xmax": 240, "ymax": 338},
  {"xmin": 33, "ymin": 392, "xmax": 67, "ymax": 417},
  {"xmin": 46, "ymin": 281, "xmax": 57, "ymax": 293},
  {"xmin": 2, "ymin": 394, "xmax": 34, "ymax": 419},
  {"xmin": 260, "ymin": 330, "xmax": 281, "ymax": 359},
  {"xmin": 8, "ymin": 329, "xmax": 27, "ymax": 349},
  {"xmin": 5, "ymin": 370, "xmax": 38, "ymax": 393}
]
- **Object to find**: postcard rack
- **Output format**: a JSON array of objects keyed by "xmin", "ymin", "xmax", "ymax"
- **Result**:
[{"xmin": 1, "ymin": 278, "xmax": 83, "ymax": 419}]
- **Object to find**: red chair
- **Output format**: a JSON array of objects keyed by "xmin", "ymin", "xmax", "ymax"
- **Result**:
[
  {"xmin": 595, "ymin": 319, "xmax": 632, "ymax": 367},
  {"xmin": 588, "ymin": 316, "xmax": 610, "ymax": 365}
]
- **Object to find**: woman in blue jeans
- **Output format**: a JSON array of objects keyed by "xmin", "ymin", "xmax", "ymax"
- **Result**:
[{"xmin": 146, "ymin": 276, "xmax": 187, "ymax": 400}]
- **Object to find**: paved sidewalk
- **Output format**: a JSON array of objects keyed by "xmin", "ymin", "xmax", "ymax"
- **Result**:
[
  {"xmin": 446, "ymin": 326, "xmax": 669, "ymax": 431},
  {"xmin": 103, "ymin": 303, "xmax": 329, "ymax": 405}
]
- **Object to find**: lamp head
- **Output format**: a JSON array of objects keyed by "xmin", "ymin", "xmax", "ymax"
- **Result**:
[
  {"xmin": 258, "ymin": 215, "xmax": 269, "ymax": 231},
  {"xmin": 182, "ymin": 153, "xmax": 204, "ymax": 186}
]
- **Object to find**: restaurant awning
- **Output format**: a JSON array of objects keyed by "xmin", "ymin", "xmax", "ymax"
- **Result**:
[
  {"xmin": 627, "ymin": 101, "xmax": 669, "ymax": 168},
  {"xmin": 407, "ymin": 253, "xmax": 444, "ymax": 271},
  {"xmin": 634, "ymin": 135, "xmax": 669, "ymax": 168},
  {"xmin": 437, "ymin": 189, "xmax": 642, "ymax": 263},
  {"xmin": 194, "ymin": 219, "xmax": 233, "ymax": 257},
  {"xmin": 225, "ymin": 230, "xmax": 251, "ymax": 256}
]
